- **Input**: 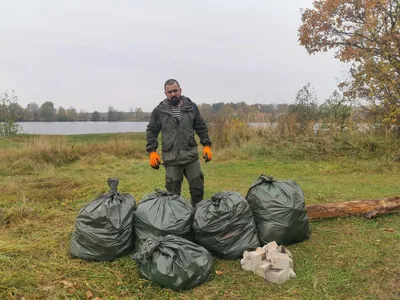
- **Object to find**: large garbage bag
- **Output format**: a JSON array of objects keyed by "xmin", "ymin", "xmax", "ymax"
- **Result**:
[
  {"xmin": 132, "ymin": 235, "xmax": 213, "ymax": 291},
  {"xmin": 193, "ymin": 191, "xmax": 260, "ymax": 259},
  {"xmin": 246, "ymin": 175, "xmax": 310, "ymax": 245},
  {"xmin": 133, "ymin": 189, "xmax": 194, "ymax": 252},
  {"xmin": 69, "ymin": 178, "xmax": 136, "ymax": 261}
]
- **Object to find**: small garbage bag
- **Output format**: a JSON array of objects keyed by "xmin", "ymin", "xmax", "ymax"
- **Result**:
[
  {"xmin": 132, "ymin": 235, "xmax": 213, "ymax": 291},
  {"xmin": 69, "ymin": 178, "xmax": 136, "ymax": 261},
  {"xmin": 133, "ymin": 189, "xmax": 194, "ymax": 252},
  {"xmin": 193, "ymin": 191, "xmax": 260, "ymax": 259},
  {"xmin": 246, "ymin": 175, "xmax": 310, "ymax": 245}
]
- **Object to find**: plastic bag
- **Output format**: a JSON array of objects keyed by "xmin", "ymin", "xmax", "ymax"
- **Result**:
[
  {"xmin": 132, "ymin": 235, "xmax": 213, "ymax": 291},
  {"xmin": 69, "ymin": 178, "xmax": 136, "ymax": 261},
  {"xmin": 193, "ymin": 191, "xmax": 259, "ymax": 259},
  {"xmin": 246, "ymin": 175, "xmax": 310, "ymax": 245},
  {"xmin": 133, "ymin": 189, "xmax": 193, "ymax": 252}
]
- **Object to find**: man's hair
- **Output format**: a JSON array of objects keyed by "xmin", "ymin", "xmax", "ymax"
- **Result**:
[{"xmin": 164, "ymin": 79, "xmax": 180, "ymax": 90}]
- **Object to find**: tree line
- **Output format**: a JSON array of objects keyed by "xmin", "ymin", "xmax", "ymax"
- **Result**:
[
  {"xmin": 0, "ymin": 82, "xmax": 382, "ymax": 132},
  {"xmin": 0, "ymin": 83, "xmax": 396, "ymax": 136},
  {"xmin": 0, "ymin": 94, "xmax": 149, "ymax": 122},
  {"xmin": 198, "ymin": 84, "xmax": 358, "ymax": 127},
  {"xmin": 1, "ymin": 84, "xmax": 354, "ymax": 123}
]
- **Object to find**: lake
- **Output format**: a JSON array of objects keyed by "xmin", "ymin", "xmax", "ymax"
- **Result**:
[
  {"xmin": 17, "ymin": 122, "xmax": 149, "ymax": 135},
  {"xmin": 16, "ymin": 122, "xmax": 278, "ymax": 135}
]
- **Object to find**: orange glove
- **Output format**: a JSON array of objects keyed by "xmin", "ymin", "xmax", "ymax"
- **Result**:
[
  {"xmin": 149, "ymin": 152, "xmax": 161, "ymax": 169},
  {"xmin": 203, "ymin": 146, "xmax": 212, "ymax": 162}
]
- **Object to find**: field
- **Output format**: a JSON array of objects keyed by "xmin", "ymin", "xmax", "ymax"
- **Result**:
[{"xmin": 0, "ymin": 133, "xmax": 399, "ymax": 299}]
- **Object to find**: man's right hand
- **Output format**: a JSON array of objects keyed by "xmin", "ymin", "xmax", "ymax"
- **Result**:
[{"xmin": 149, "ymin": 152, "xmax": 161, "ymax": 169}]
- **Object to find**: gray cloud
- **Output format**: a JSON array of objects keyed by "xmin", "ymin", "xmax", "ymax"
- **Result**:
[{"xmin": 0, "ymin": 0, "xmax": 347, "ymax": 112}]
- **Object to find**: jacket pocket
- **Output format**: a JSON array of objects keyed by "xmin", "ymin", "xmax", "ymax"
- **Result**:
[
  {"xmin": 186, "ymin": 137, "xmax": 197, "ymax": 149},
  {"xmin": 162, "ymin": 141, "xmax": 174, "ymax": 152}
]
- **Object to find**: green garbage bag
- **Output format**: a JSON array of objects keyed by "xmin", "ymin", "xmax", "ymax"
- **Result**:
[
  {"xmin": 246, "ymin": 175, "xmax": 310, "ymax": 245},
  {"xmin": 132, "ymin": 235, "xmax": 213, "ymax": 291},
  {"xmin": 69, "ymin": 178, "xmax": 136, "ymax": 261},
  {"xmin": 193, "ymin": 191, "xmax": 260, "ymax": 259},
  {"xmin": 133, "ymin": 189, "xmax": 194, "ymax": 252}
]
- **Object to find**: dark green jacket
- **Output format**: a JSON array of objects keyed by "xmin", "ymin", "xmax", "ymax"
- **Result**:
[{"xmin": 146, "ymin": 96, "xmax": 211, "ymax": 166}]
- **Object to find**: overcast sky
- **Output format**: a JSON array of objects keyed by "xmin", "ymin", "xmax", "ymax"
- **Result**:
[{"xmin": 0, "ymin": 0, "xmax": 348, "ymax": 113}]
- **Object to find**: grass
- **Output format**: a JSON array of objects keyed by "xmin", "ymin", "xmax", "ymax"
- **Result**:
[{"xmin": 0, "ymin": 133, "xmax": 399, "ymax": 299}]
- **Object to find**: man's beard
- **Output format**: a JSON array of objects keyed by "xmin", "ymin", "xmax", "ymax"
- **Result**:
[{"xmin": 170, "ymin": 96, "xmax": 180, "ymax": 106}]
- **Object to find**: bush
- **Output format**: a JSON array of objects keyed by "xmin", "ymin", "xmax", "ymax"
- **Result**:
[{"xmin": 0, "ymin": 93, "xmax": 21, "ymax": 136}]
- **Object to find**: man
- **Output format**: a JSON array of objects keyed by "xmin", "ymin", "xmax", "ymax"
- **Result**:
[{"xmin": 146, "ymin": 79, "xmax": 212, "ymax": 206}]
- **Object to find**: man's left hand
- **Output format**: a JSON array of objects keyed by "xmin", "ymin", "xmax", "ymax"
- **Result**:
[{"xmin": 203, "ymin": 146, "xmax": 212, "ymax": 162}]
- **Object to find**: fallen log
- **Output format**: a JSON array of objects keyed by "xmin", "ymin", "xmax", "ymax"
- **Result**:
[{"xmin": 305, "ymin": 196, "xmax": 400, "ymax": 220}]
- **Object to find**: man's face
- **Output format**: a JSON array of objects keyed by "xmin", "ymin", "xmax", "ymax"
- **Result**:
[{"xmin": 164, "ymin": 83, "xmax": 182, "ymax": 101}]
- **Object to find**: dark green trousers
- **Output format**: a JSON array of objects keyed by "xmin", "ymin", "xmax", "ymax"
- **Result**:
[{"xmin": 164, "ymin": 159, "xmax": 204, "ymax": 206}]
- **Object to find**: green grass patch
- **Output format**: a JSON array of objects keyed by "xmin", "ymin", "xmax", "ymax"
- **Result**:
[{"xmin": 0, "ymin": 134, "xmax": 399, "ymax": 299}]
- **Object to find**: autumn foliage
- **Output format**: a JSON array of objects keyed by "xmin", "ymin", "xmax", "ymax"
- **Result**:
[{"xmin": 298, "ymin": 0, "xmax": 400, "ymax": 125}]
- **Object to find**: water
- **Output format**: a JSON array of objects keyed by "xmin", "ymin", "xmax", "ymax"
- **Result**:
[
  {"xmin": 17, "ymin": 122, "xmax": 149, "ymax": 135},
  {"xmin": 248, "ymin": 122, "xmax": 278, "ymax": 128},
  {"xmin": 17, "ymin": 121, "xmax": 279, "ymax": 135}
]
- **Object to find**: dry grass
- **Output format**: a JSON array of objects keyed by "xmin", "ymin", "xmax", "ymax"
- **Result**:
[
  {"xmin": 0, "ymin": 134, "xmax": 147, "ymax": 175},
  {"xmin": 209, "ymin": 116, "xmax": 400, "ymax": 161},
  {"xmin": 0, "ymin": 131, "xmax": 399, "ymax": 299}
]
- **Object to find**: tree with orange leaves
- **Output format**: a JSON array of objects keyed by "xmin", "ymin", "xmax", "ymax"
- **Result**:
[{"xmin": 298, "ymin": 0, "xmax": 399, "ymax": 126}]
